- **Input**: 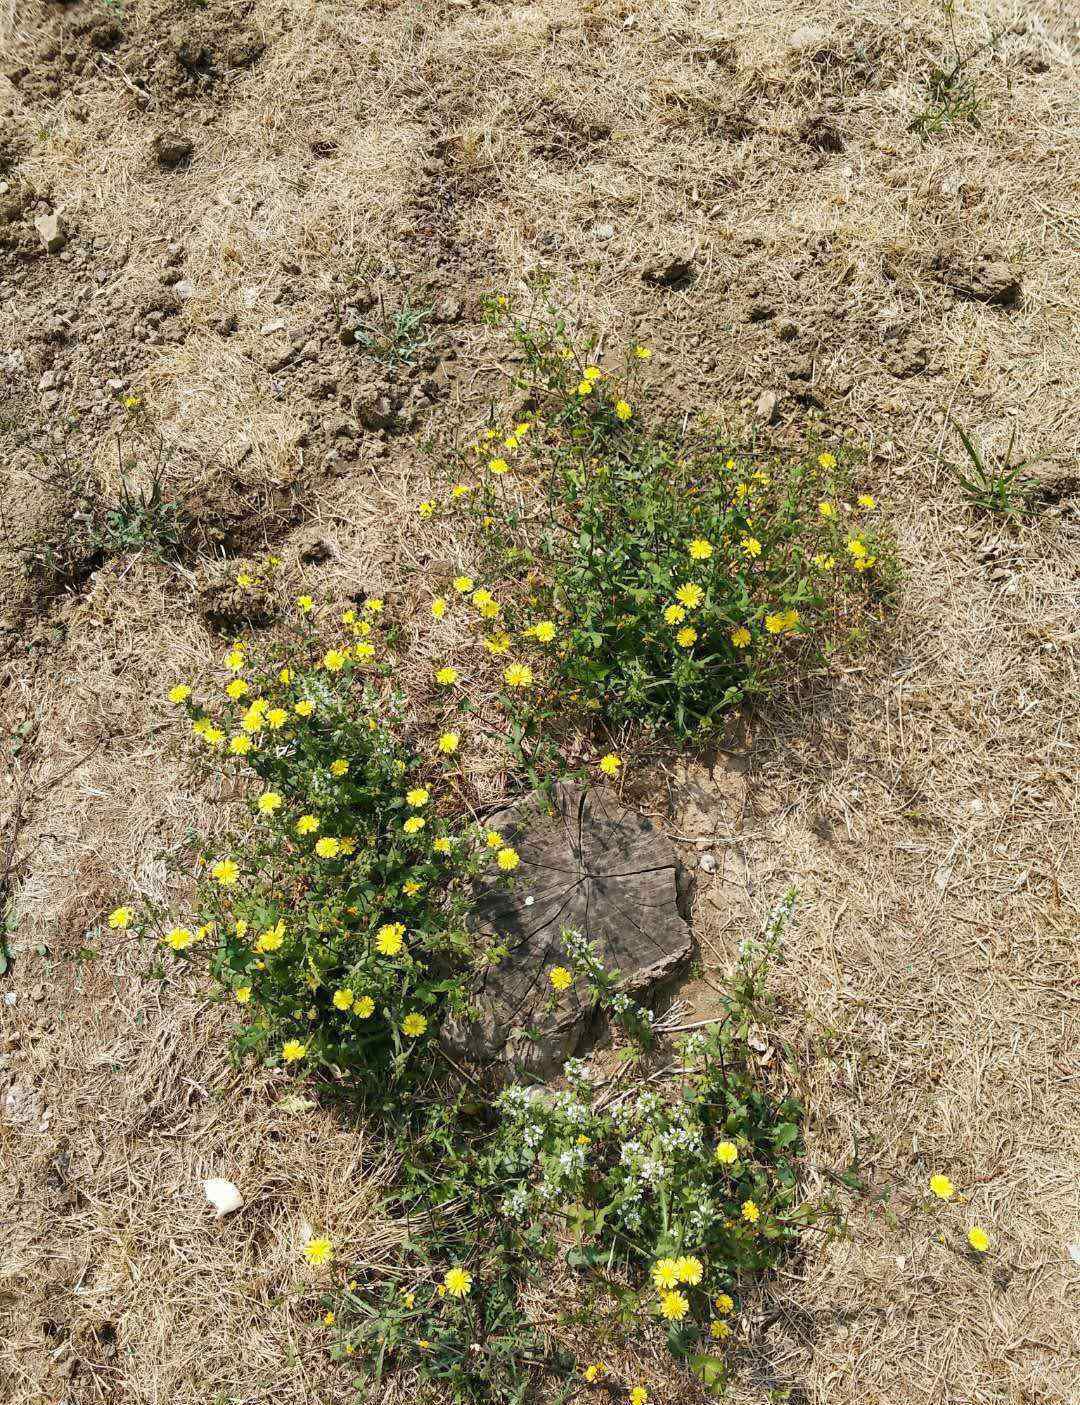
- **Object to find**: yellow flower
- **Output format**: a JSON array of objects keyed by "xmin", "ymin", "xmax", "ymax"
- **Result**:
[
  {"xmin": 266, "ymin": 708, "xmax": 288, "ymax": 729},
  {"xmin": 402, "ymin": 1012, "xmax": 428, "ymax": 1037},
  {"xmin": 764, "ymin": 609, "xmax": 799, "ymax": 634},
  {"xmin": 282, "ymin": 1040, "xmax": 307, "ymax": 1063},
  {"xmin": 406, "ymin": 788, "xmax": 429, "ymax": 808},
  {"xmin": 472, "ymin": 588, "xmax": 493, "ymax": 608},
  {"xmin": 168, "ymin": 685, "xmax": 191, "ymax": 704},
  {"xmin": 354, "ymin": 642, "xmax": 376, "ymax": 661},
  {"xmin": 614, "ymin": 400, "xmax": 632, "ymax": 421},
  {"xmin": 315, "ymin": 837, "xmax": 340, "ymax": 858},
  {"xmin": 165, "ymin": 927, "xmax": 194, "ymax": 950},
  {"xmin": 676, "ymin": 627, "xmax": 697, "ymax": 647},
  {"xmin": 576, "ymin": 379, "xmax": 593, "ymax": 396},
  {"xmin": 846, "ymin": 537, "xmax": 867, "ymax": 559},
  {"xmin": 450, "ymin": 482, "xmax": 472, "ymax": 498},
  {"xmin": 254, "ymin": 923, "xmax": 285, "ymax": 953},
  {"xmin": 477, "ymin": 600, "xmax": 500, "ymax": 619},
  {"xmin": 634, "ymin": 345, "xmax": 652, "ymax": 359},
  {"xmin": 651, "ymin": 1257, "xmax": 679, "ymax": 1290},
  {"xmin": 710, "ymin": 1320, "xmax": 731, "ymax": 1340},
  {"xmin": 818, "ymin": 501, "xmax": 836, "ymax": 519},
  {"xmin": 403, "ymin": 881, "xmax": 422, "ymax": 896},
  {"xmin": 330, "ymin": 758, "xmax": 348, "ymax": 776},
  {"xmin": 453, "ymin": 575, "xmax": 474, "ymax": 593},
  {"xmin": 332, "ymin": 988, "xmax": 354, "ymax": 1011},
  {"xmin": 432, "ymin": 596, "xmax": 448, "ymax": 619},
  {"xmin": 496, "ymin": 847, "xmax": 520, "ymax": 871},
  {"xmin": 675, "ymin": 583, "xmax": 703, "ymax": 609},
  {"xmin": 715, "ymin": 1292, "xmax": 734, "ymax": 1313},
  {"xmin": 530, "ymin": 620, "xmax": 556, "ymax": 643},
  {"xmin": 853, "ymin": 554, "xmax": 877, "ymax": 572},
  {"xmin": 715, "ymin": 1140, "xmax": 738, "ymax": 1166},
  {"xmin": 584, "ymin": 364, "xmax": 602, "ymax": 381},
  {"xmin": 235, "ymin": 985, "xmax": 251, "ymax": 1004},
  {"xmin": 688, "ymin": 539, "xmax": 713, "ymax": 560},
  {"xmin": 236, "ymin": 572, "xmax": 253, "ymax": 588},
  {"xmin": 598, "ymin": 753, "xmax": 621, "ymax": 777},
  {"xmin": 108, "ymin": 906, "xmax": 132, "ymax": 930},
  {"xmin": 486, "ymin": 830, "xmax": 503, "ymax": 849},
  {"xmin": 433, "ymin": 837, "xmax": 452, "ymax": 854},
  {"xmin": 504, "ymin": 663, "xmax": 533, "ymax": 688},
  {"xmin": 230, "ymin": 735, "xmax": 252, "ymax": 755},
  {"xmin": 297, "ymin": 595, "xmax": 314, "ymax": 613},
  {"xmin": 323, "ymin": 1311, "xmax": 335, "ymax": 1326},
  {"xmin": 664, "ymin": 604, "xmax": 686, "ymax": 626},
  {"xmin": 419, "ymin": 500, "xmax": 435, "ymax": 517},
  {"xmin": 257, "ymin": 791, "xmax": 283, "ymax": 815},
  {"xmin": 354, "ymin": 996, "xmax": 375, "ymax": 1018},
  {"xmin": 857, "ymin": 493, "xmax": 876, "ymax": 509},
  {"xmin": 483, "ymin": 632, "xmax": 511, "ymax": 655},
  {"xmin": 375, "ymin": 923, "xmax": 405, "ymax": 956},
  {"xmin": 660, "ymin": 1291, "xmax": 689, "ymax": 1321},
  {"xmin": 365, "ymin": 598, "xmax": 384, "ymax": 614},
  {"xmin": 225, "ymin": 678, "xmax": 248, "ymax": 700},
  {"xmin": 296, "ymin": 814, "xmax": 319, "ymax": 835},
  {"xmin": 303, "ymin": 1236, "xmax": 332, "ymax": 1265},
  {"xmin": 930, "ymin": 1174, "xmax": 955, "ymax": 1200},
  {"xmin": 489, "ymin": 457, "xmax": 510, "ymax": 475},
  {"xmin": 730, "ymin": 627, "xmax": 751, "ymax": 649},
  {"xmin": 438, "ymin": 732, "xmax": 459, "ymax": 754},
  {"xmin": 436, "ymin": 666, "xmax": 459, "ymax": 686},
  {"xmin": 741, "ymin": 1199, "xmax": 760, "ymax": 1223},
  {"xmin": 812, "ymin": 553, "xmax": 836, "ymax": 570},
  {"xmin": 741, "ymin": 536, "xmax": 762, "ymax": 558},
  {"xmin": 549, "ymin": 966, "xmax": 572, "ymax": 991},
  {"xmin": 212, "ymin": 859, "xmax": 239, "ymax": 886},
  {"xmin": 818, "ymin": 451, "xmax": 837, "ymax": 470},
  {"xmin": 295, "ymin": 700, "xmax": 314, "ymax": 717},
  {"xmin": 631, "ymin": 1389, "xmax": 649, "ymax": 1405},
  {"xmin": 676, "ymin": 1255, "xmax": 703, "ymax": 1285},
  {"xmin": 403, "ymin": 816, "xmax": 425, "ymax": 835},
  {"xmin": 443, "ymin": 1267, "xmax": 472, "ymax": 1298},
  {"xmin": 967, "ymin": 1226, "xmax": 989, "ymax": 1253},
  {"xmin": 583, "ymin": 1362, "xmax": 607, "ymax": 1383},
  {"xmin": 323, "ymin": 649, "xmax": 346, "ymax": 671}
]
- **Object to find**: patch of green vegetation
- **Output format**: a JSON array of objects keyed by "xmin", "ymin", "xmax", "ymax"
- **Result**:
[
  {"xmin": 354, "ymin": 291, "xmax": 435, "ymax": 365},
  {"xmin": 948, "ymin": 420, "xmax": 1036, "ymax": 522}
]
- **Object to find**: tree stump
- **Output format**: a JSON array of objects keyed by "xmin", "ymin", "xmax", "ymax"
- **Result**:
[{"xmin": 444, "ymin": 783, "xmax": 692, "ymax": 1079}]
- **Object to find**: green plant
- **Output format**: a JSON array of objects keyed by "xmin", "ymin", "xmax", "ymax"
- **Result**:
[
  {"xmin": 909, "ymin": 21, "xmax": 1000, "ymax": 140},
  {"xmin": 948, "ymin": 420, "xmax": 1035, "ymax": 521},
  {"xmin": 355, "ymin": 291, "xmax": 434, "ymax": 365},
  {"xmin": 84, "ymin": 442, "xmax": 187, "ymax": 560},
  {"xmin": 427, "ymin": 298, "xmax": 893, "ymax": 746}
]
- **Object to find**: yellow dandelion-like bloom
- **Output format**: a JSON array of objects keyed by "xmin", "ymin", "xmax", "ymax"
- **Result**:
[
  {"xmin": 857, "ymin": 493, "xmax": 876, "ymax": 509},
  {"xmin": 631, "ymin": 1388, "xmax": 649, "ymax": 1405},
  {"xmin": 212, "ymin": 859, "xmax": 239, "ymax": 886},
  {"xmin": 438, "ymin": 732, "xmax": 459, "ymax": 754},
  {"xmin": 432, "ymin": 596, "xmax": 448, "ymax": 619},
  {"xmin": 598, "ymin": 753, "xmax": 622, "ymax": 777},
  {"xmin": 818, "ymin": 451, "xmax": 838, "ymax": 470},
  {"xmin": 483, "ymin": 632, "xmax": 511, "ymax": 655},
  {"xmin": 453, "ymin": 575, "xmax": 474, "ymax": 593},
  {"xmin": 853, "ymin": 554, "xmax": 877, "ymax": 572},
  {"xmin": 403, "ymin": 816, "xmax": 425, "ymax": 835},
  {"xmin": 549, "ymin": 966, "xmax": 573, "ymax": 991},
  {"xmin": 257, "ymin": 791, "xmax": 283, "ymax": 815},
  {"xmin": 168, "ymin": 684, "xmax": 191, "ymax": 704},
  {"xmin": 436, "ymin": 666, "xmax": 459, "ymax": 686},
  {"xmin": 266, "ymin": 707, "xmax": 288, "ymax": 729},
  {"xmin": 710, "ymin": 1320, "xmax": 731, "ymax": 1340},
  {"xmin": 967, "ymin": 1226, "xmax": 989, "ymax": 1253},
  {"xmin": 225, "ymin": 678, "xmax": 248, "ymax": 700},
  {"xmin": 315, "ymin": 837, "xmax": 340, "ymax": 858},
  {"xmin": 676, "ymin": 1255, "xmax": 703, "ymax": 1285},
  {"xmin": 531, "ymin": 620, "xmax": 556, "ymax": 643},
  {"xmin": 443, "ymin": 1267, "xmax": 472, "ymax": 1298},
  {"xmin": 165, "ymin": 927, "xmax": 194, "ymax": 950},
  {"xmin": 584, "ymin": 365, "xmax": 602, "ymax": 381},
  {"xmin": 818, "ymin": 501, "xmax": 836, "ymax": 519},
  {"xmin": 486, "ymin": 830, "xmax": 503, "ymax": 849},
  {"xmin": 354, "ymin": 995, "xmax": 375, "ymax": 1018},
  {"xmin": 229, "ymin": 735, "xmax": 252, "ymax": 755},
  {"xmin": 330, "ymin": 758, "xmax": 349, "ymax": 776},
  {"xmin": 688, "ymin": 539, "xmax": 713, "ymax": 560},
  {"xmin": 235, "ymin": 985, "xmax": 251, "ymax": 1004},
  {"xmin": 297, "ymin": 595, "xmax": 314, "ymax": 613},
  {"xmin": 433, "ymin": 837, "xmax": 452, "ymax": 854},
  {"xmin": 332, "ymin": 988, "xmax": 354, "ymax": 1011},
  {"xmin": 375, "ymin": 923, "xmax": 405, "ymax": 956},
  {"xmin": 450, "ymin": 483, "xmax": 472, "ymax": 498},
  {"xmin": 418, "ymin": 501, "xmax": 435, "ymax": 518},
  {"xmin": 715, "ymin": 1140, "xmax": 738, "ymax": 1165},
  {"xmin": 296, "ymin": 814, "xmax": 319, "ymax": 835},
  {"xmin": 402, "ymin": 1012, "xmax": 428, "ymax": 1037},
  {"xmin": 730, "ymin": 627, "xmax": 751, "ymax": 649},
  {"xmin": 634, "ymin": 345, "xmax": 652, "ymax": 359},
  {"xmin": 282, "ymin": 1040, "xmax": 307, "ymax": 1063},
  {"xmin": 406, "ymin": 788, "xmax": 429, "ymax": 808},
  {"xmin": 225, "ymin": 649, "xmax": 245, "ymax": 672},
  {"xmin": 504, "ymin": 663, "xmax": 533, "ymax": 688},
  {"xmin": 496, "ymin": 846, "xmax": 520, "ymax": 871},
  {"xmin": 303, "ymin": 1236, "xmax": 332, "ymax": 1266},
  {"xmin": 676, "ymin": 627, "xmax": 697, "ymax": 647},
  {"xmin": 583, "ymin": 1362, "xmax": 606, "ymax": 1383},
  {"xmin": 812, "ymin": 553, "xmax": 836, "ymax": 570},
  {"xmin": 675, "ymin": 583, "xmax": 703, "ymax": 609},
  {"xmin": 930, "ymin": 1174, "xmax": 955, "ymax": 1200},
  {"xmin": 489, "ymin": 457, "xmax": 510, "ymax": 475},
  {"xmin": 741, "ymin": 536, "xmax": 762, "ymax": 558},
  {"xmin": 108, "ymin": 906, "xmax": 132, "ymax": 930},
  {"xmin": 323, "ymin": 649, "xmax": 345, "ymax": 671},
  {"xmin": 741, "ymin": 1199, "xmax": 760, "ymax": 1223},
  {"xmin": 715, "ymin": 1292, "xmax": 734, "ymax": 1313},
  {"xmin": 664, "ymin": 604, "xmax": 686, "ymax": 626},
  {"xmin": 651, "ymin": 1258, "xmax": 680, "ymax": 1291},
  {"xmin": 846, "ymin": 537, "xmax": 867, "ymax": 559},
  {"xmin": 614, "ymin": 400, "xmax": 632, "ymax": 421},
  {"xmin": 659, "ymin": 1291, "xmax": 689, "ymax": 1321},
  {"xmin": 577, "ymin": 379, "xmax": 594, "ymax": 396},
  {"xmin": 295, "ymin": 699, "xmax": 314, "ymax": 717}
]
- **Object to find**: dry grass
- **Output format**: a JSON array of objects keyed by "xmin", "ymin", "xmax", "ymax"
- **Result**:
[{"xmin": 1, "ymin": 0, "xmax": 1078, "ymax": 1399}]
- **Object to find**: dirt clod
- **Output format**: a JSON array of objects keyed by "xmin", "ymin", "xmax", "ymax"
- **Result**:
[{"xmin": 153, "ymin": 132, "xmax": 194, "ymax": 169}]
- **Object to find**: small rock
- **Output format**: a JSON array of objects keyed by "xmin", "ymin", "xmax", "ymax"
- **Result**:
[
  {"xmin": 153, "ymin": 131, "xmax": 194, "ymax": 169},
  {"xmin": 173, "ymin": 278, "xmax": 196, "ymax": 300},
  {"xmin": 203, "ymin": 1178, "xmax": 244, "ymax": 1217},
  {"xmin": 592, "ymin": 222, "xmax": 615, "ymax": 240},
  {"xmin": 754, "ymin": 390, "xmax": 779, "ymax": 424},
  {"xmin": 34, "ymin": 211, "xmax": 66, "ymax": 253},
  {"xmin": 260, "ymin": 319, "xmax": 286, "ymax": 336},
  {"xmin": 698, "ymin": 852, "xmax": 718, "ymax": 874}
]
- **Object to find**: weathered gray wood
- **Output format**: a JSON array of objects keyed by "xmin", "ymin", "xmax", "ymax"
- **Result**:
[{"xmin": 443, "ymin": 783, "xmax": 692, "ymax": 1079}]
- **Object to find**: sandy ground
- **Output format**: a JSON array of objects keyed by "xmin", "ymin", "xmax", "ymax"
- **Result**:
[{"xmin": 1, "ymin": 0, "xmax": 1078, "ymax": 1400}]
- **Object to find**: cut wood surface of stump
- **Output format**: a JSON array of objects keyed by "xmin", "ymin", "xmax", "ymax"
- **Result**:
[{"xmin": 443, "ymin": 782, "xmax": 692, "ymax": 1079}]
